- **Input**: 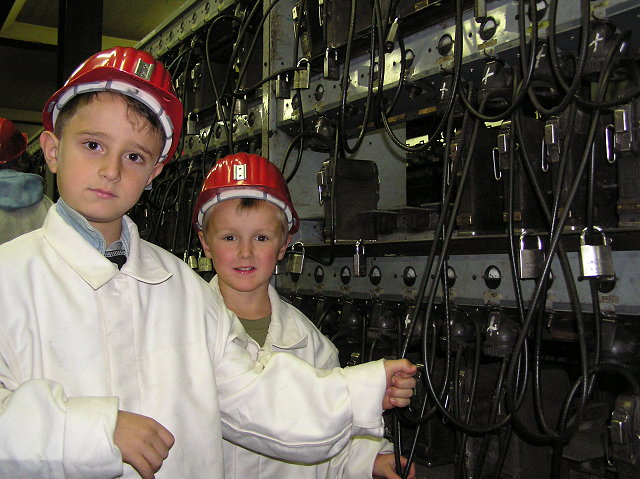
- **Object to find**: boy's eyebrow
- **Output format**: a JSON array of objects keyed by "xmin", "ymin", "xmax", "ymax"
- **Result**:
[{"xmin": 76, "ymin": 129, "xmax": 155, "ymax": 158}]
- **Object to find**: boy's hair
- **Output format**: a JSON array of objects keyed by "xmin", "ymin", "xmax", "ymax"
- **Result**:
[
  {"xmin": 202, "ymin": 197, "xmax": 289, "ymax": 238},
  {"xmin": 54, "ymin": 91, "xmax": 165, "ymax": 144}
]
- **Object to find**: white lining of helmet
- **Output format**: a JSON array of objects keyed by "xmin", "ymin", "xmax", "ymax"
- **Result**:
[
  {"xmin": 50, "ymin": 80, "xmax": 174, "ymax": 162},
  {"xmin": 196, "ymin": 187, "xmax": 294, "ymax": 231}
]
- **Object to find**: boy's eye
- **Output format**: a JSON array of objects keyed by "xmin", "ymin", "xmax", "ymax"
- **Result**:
[
  {"xmin": 84, "ymin": 141, "xmax": 101, "ymax": 151},
  {"xmin": 223, "ymin": 235, "xmax": 236, "ymax": 241},
  {"xmin": 126, "ymin": 153, "xmax": 144, "ymax": 163},
  {"xmin": 256, "ymin": 235, "xmax": 269, "ymax": 242}
]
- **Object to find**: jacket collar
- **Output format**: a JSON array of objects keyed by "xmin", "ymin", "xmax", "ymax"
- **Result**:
[
  {"xmin": 209, "ymin": 275, "xmax": 308, "ymax": 350},
  {"xmin": 266, "ymin": 282, "xmax": 308, "ymax": 350},
  {"xmin": 43, "ymin": 205, "xmax": 172, "ymax": 289}
]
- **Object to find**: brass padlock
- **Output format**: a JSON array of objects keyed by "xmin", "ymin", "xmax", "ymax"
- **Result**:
[
  {"xmin": 518, "ymin": 232, "xmax": 544, "ymax": 280},
  {"xmin": 198, "ymin": 252, "xmax": 213, "ymax": 273},
  {"xmin": 353, "ymin": 240, "xmax": 367, "ymax": 277},
  {"xmin": 293, "ymin": 59, "xmax": 311, "ymax": 90},
  {"xmin": 286, "ymin": 242, "xmax": 305, "ymax": 274},
  {"xmin": 579, "ymin": 226, "xmax": 615, "ymax": 278},
  {"xmin": 188, "ymin": 253, "xmax": 199, "ymax": 270}
]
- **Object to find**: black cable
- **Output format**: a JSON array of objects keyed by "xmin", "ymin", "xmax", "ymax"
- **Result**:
[
  {"xmin": 457, "ymin": 0, "xmax": 538, "ymax": 122},
  {"xmin": 504, "ymin": 27, "xmax": 627, "ymax": 447},
  {"xmin": 339, "ymin": 0, "xmax": 377, "ymax": 155},
  {"xmin": 546, "ymin": 0, "xmax": 640, "ymax": 109},
  {"xmin": 472, "ymin": 358, "xmax": 510, "ymax": 478},
  {"xmin": 205, "ymin": 14, "xmax": 240, "ymax": 153},
  {"xmin": 374, "ymin": 0, "xmax": 463, "ymax": 153},
  {"xmin": 526, "ymin": 0, "xmax": 590, "ymax": 118},
  {"xmin": 150, "ymin": 172, "xmax": 184, "ymax": 245}
]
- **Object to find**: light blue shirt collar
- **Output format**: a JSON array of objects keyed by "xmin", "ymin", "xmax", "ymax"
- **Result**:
[{"xmin": 56, "ymin": 198, "xmax": 130, "ymax": 255}]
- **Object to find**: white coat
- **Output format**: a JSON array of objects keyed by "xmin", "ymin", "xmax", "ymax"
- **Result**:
[
  {"xmin": 0, "ymin": 205, "xmax": 387, "ymax": 478},
  {"xmin": 208, "ymin": 275, "xmax": 393, "ymax": 479}
]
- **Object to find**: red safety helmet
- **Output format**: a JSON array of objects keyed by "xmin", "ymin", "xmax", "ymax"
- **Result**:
[
  {"xmin": 0, "ymin": 118, "xmax": 28, "ymax": 165},
  {"xmin": 193, "ymin": 152, "xmax": 300, "ymax": 234},
  {"xmin": 42, "ymin": 46, "xmax": 183, "ymax": 164}
]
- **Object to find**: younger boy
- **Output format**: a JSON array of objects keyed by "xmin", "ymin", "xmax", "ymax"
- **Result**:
[
  {"xmin": 0, "ymin": 47, "xmax": 416, "ymax": 478},
  {"xmin": 194, "ymin": 152, "xmax": 416, "ymax": 479}
]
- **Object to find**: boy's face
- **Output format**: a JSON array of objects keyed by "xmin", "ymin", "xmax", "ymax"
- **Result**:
[
  {"xmin": 40, "ymin": 93, "xmax": 164, "ymax": 243},
  {"xmin": 198, "ymin": 198, "xmax": 290, "ymax": 300}
]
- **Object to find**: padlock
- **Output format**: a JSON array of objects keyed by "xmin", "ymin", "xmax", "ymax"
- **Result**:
[
  {"xmin": 544, "ymin": 116, "xmax": 561, "ymax": 163},
  {"xmin": 276, "ymin": 72, "xmax": 291, "ymax": 99},
  {"xmin": 353, "ymin": 240, "xmax": 367, "ymax": 277},
  {"xmin": 188, "ymin": 253, "xmax": 199, "ymax": 270},
  {"xmin": 324, "ymin": 47, "xmax": 339, "ymax": 80},
  {"xmin": 346, "ymin": 352, "xmax": 361, "ymax": 367},
  {"xmin": 198, "ymin": 252, "xmax": 213, "ymax": 273},
  {"xmin": 385, "ymin": 18, "xmax": 399, "ymax": 52},
  {"xmin": 291, "ymin": 4, "xmax": 300, "ymax": 37},
  {"xmin": 518, "ymin": 232, "xmax": 544, "ymax": 280},
  {"xmin": 274, "ymin": 258, "xmax": 286, "ymax": 275},
  {"xmin": 186, "ymin": 112, "xmax": 199, "ymax": 136},
  {"xmin": 293, "ymin": 59, "xmax": 310, "ymax": 90},
  {"xmin": 497, "ymin": 121, "xmax": 511, "ymax": 172},
  {"xmin": 234, "ymin": 97, "xmax": 248, "ymax": 116},
  {"xmin": 286, "ymin": 242, "xmax": 305, "ymax": 274},
  {"xmin": 579, "ymin": 226, "xmax": 615, "ymax": 278}
]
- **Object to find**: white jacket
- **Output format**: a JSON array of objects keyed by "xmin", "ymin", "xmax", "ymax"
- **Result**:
[
  {"xmin": 209, "ymin": 276, "xmax": 393, "ymax": 479},
  {"xmin": 0, "ymin": 206, "xmax": 387, "ymax": 478}
]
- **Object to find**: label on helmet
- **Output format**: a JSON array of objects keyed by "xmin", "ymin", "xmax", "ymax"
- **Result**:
[
  {"xmin": 234, "ymin": 164, "xmax": 247, "ymax": 181},
  {"xmin": 134, "ymin": 59, "xmax": 155, "ymax": 81}
]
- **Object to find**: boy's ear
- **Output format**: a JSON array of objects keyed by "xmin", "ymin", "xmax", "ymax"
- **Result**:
[
  {"xmin": 40, "ymin": 131, "xmax": 60, "ymax": 174},
  {"xmin": 146, "ymin": 162, "xmax": 164, "ymax": 186},
  {"xmin": 278, "ymin": 234, "xmax": 292, "ymax": 261},
  {"xmin": 198, "ymin": 230, "xmax": 213, "ymax": 259}
]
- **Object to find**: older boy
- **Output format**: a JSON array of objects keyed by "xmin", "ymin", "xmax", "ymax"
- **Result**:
[
  {"xmin": 194, "ymin": 152, "xmax": 416, "ymax": 479},
  {"xmin": 0, "ymin": 47, "xmax": 416, "ymax": 479}
]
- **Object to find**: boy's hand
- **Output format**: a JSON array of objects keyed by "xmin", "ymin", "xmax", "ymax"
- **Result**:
[
  {"xmin": 382, "ymin": 359, "xmax": 417, "ymax": 409},
  {"xmin": 115, "ymin": 410, "xmax": 175, "ymax": 479},
  {"xmin": 373, "ymin": 453, "xmax": 416, "ymax": 479}
]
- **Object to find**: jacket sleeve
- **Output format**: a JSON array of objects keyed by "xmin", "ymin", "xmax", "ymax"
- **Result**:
[
  {"xmin": 0, "ymin": 379, "xmax": 121, "ymax": 479},
  {"xmin": 319, "ymin": 346, "xmax": 394, "ymax": 479},
  {"xmin": 212, "ymin": 309, "xmax": 387, "ymax": 464}
]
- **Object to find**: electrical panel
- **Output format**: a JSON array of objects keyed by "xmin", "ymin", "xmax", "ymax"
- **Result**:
[{"xmin": 128, "ymin": 0, "xmax": 640, "ymax": 477}]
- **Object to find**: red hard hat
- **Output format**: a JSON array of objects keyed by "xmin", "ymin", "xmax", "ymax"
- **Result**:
[
  {"xmin": 0, "ymin": 118, "xmax": 28, "ymax": 165},
  {"xmin": 42, "ymin": 46, "xmax": 183, "ymax": 164},
  {"xmin": 193, "ymin": 153, "xmax": 299, "ymax": 234}
]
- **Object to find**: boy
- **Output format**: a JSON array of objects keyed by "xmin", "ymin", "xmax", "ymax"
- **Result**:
[
  {"xmin": 194, "ymin": 152, "xmax": 416, "ymax": 479},
  {"xmin": 0, "ymin": 117, "xmax": 53, "ymax": 243},
  {"xmin": 0, "ymin": 46, "xmax": 416, "ymax": 478}
]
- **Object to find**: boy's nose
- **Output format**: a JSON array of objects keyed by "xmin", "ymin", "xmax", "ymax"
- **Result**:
[
  {"xmin": 238, "ymin": 240, "xmax": 253, "ymax": 259},
  {"xmin": 99, "ymin": 155, "xmax": 122, "ymax": 182}
]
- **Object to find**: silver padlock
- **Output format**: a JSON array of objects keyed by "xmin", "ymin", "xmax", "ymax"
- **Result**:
[
  {"xmin": 354, "ymin": 240, "xmax": 367, "ymax": 277},
  {"xmin": 519, "ymin": 232, "xmax": 544, "ymax": 280},
  {"xmin": 324, "ymin": 47, "xmax": 339, "ymax": 80},
  {"xmin": 286, "ymin": 242, "xmax": 305, "ymax": 274},
  {"xmin": 580, "ymin": 226, "xmax": 615, "ymax": 278},
  {"xmin": 186, "ymin": 112, "xmax": 199, "ymax": 135}
]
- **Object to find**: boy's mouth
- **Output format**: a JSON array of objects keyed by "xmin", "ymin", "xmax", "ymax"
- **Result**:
[
  {"xmin": 235, "ymin": 266, "xmax": 255, "ymax": 272},
  {"xmin": 91, "ymin": 188, "xmax": 116, "ymax": 199}
]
